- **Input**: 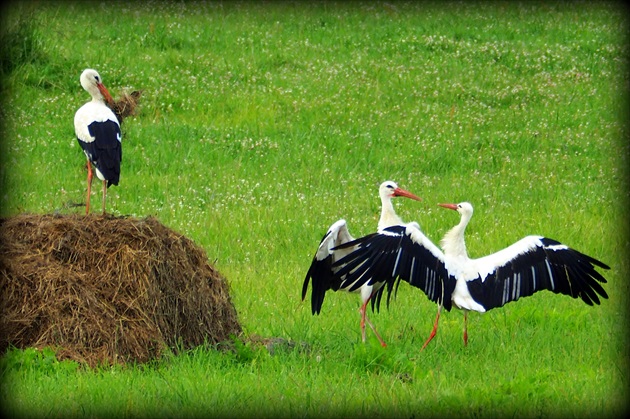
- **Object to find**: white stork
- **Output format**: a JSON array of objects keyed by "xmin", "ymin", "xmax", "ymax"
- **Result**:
[
  {"xmin": 302, "ymin": 181, "xmax": 422, "ymax": 347},
  {"xmin": 74, "ymin": 69, "xmax": 122, "ymax": 215},
  {"xmin": 333, "ymin": 202, "xmax": 609, "ymax": 349}
]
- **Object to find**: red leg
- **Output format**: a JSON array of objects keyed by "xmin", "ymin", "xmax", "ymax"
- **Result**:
[
  {"xmin": 359, "ymin": 302, "xmax": 368, "ymax": 343},
  {"xmin": 359, "ymin": 295, "xmax": 387, "ymax": 347},
  {"xmin": 365, "ymin": 315, "xmax": 387, "ymax": 347},
  {"xmin": 85, "ymin": 161, "xmax": 93, "ymax": 215},
  {"xmin": 463, "ymin": 311, "xmax": 468, "ymax": 346},
  {"xmin": 101, "ymin": 179, "xmax": 107, "ymax": 215},
  {"xmin": 421, "ymin": 305, "xmax": 442, "ymax": 351}
]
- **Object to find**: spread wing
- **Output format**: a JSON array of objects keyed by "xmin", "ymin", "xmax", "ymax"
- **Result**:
[
  {"xmin": 302, "ymin": 220, "xmax": 357, "ymax": 314},
  {"xmin": 463, "ymin": 236, "xmax": 609, "ymax": 311},
  {"xmin": 333, "ymin": 223, "xmax": 457, "ymax": 310}
]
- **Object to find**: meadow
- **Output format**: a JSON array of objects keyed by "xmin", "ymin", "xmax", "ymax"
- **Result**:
[{"xmin": 1, "ymin": 1, "xmax": 628, "ymax": 417}]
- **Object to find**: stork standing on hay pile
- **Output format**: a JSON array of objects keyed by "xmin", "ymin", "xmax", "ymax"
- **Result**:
[{"xmin": 74, "ymin": 68, "xmax": 122, "ymax": 215}]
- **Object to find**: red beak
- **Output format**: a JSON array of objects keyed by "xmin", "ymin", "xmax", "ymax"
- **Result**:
[
  {"xmin": 438, "ymin": 203, "xmax": 458, "ymax": 211},
  {"xmin": 393, "ymin": 187, "xmax": 422, "ymax": 202},
  {"xmin": 97, "ymin": 82, "xmax": 114, "ymax": 106}
]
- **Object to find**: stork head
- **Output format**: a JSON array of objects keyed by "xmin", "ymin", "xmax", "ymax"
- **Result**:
[
  {"xmin": 379, "ymin": 181, "xmax": 422, "ymax": 202},
  {"xmin": 438, "ymin": 202, "xmax": 473, "ymax": 217},
  {"xmin": 80, "ymin": 68, "xmax": 114, "ymax": 105},
  {"xmin": 438, "ymin": 202, "xmax": 474, "ymax": 253}
]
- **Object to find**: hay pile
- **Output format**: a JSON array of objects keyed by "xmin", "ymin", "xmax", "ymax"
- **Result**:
[
  {"xmin": 110, "ymin": 90, "xmax": 142, "ymax": 125},
  {"xmin": 0, "ymin": 213, "xmax": 242, "ymax": 366}
]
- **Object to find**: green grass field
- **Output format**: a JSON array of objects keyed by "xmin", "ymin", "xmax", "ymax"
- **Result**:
[{"xmin": 1, "ymin": 1, "xmax": 628, "ymax": 417}]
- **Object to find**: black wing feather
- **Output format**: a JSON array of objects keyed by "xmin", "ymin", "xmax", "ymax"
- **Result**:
[
  {"xmin": 333, "ymin": 225, "xmax": 455, "ymax": 311},
  {"xmin": 80, "ymin": 120, "xmax": 122, "ymax": 187},
  {"xmin": 302, "ymin": 229, "xmax": 343, "ymax": 315},
  {"xmin": 466, "ymin": 237, "xmax": 609, "ymax": 311}
]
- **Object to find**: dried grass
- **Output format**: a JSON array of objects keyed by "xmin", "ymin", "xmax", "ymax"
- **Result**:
[
  {"xmin": 0, "ymin": 213, "xmax": 242, "ymax": 366},
  {"xmin": 110, "ymin": 90, "xmax": 142, "ymax": 125}
]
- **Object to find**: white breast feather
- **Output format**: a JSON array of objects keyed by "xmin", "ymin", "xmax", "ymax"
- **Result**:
[{"xmin": 74, "ymin": 102, "xmax": 119, "ymax": 144}]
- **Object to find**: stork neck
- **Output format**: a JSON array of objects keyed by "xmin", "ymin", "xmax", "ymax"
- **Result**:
[
  {"xmin": 90, "ymin": 91, "xmax": 105, "ymax": 103},
  {"xmin": 441, "ymin": 214, "xmax": 471, "ymax": 258},
  {"xmin": 378, "ymin": 197, "xmax": 402, "ymax": 230}
]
